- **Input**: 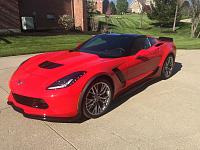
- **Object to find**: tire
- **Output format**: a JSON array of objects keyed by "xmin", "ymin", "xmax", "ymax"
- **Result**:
[
  {"xmin": 161, "ymin": 55, "xmax": 175, "ymax": 80},
  {"xmin": 82, "ymin": 78, "xmax": 113, "ymax": 119}
]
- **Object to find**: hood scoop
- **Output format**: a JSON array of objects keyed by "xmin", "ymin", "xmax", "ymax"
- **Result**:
[{"xmin": 39, "ymin": 61, "xmax": 63, "ymax": 69}]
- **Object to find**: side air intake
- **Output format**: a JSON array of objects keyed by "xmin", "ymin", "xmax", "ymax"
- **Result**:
[{"xmin": 112, "ymin": 68, "xmax": 126, "ymax": 86}]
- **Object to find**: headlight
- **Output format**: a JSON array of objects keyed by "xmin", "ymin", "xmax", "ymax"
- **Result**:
[{"xmin": 47, "ymin": 71, "xmax": 86, "ymax": 90}]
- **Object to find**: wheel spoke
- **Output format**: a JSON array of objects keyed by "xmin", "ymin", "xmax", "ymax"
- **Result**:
[
  {"xmin": 100, "ymin": 84, "xmax": 106, "ymax": 94},
  {"xmin": 93, "ymin": 84, "xmax": 99, "ymax": 94},
  {"xmin": 99, "ymin": 95, "xmax": 109, "ymax": 100},
  {"xmin": 86, "ymin": 101, "xmax": 95, "ymax": 110},
  {"xmin": 100, "ymin": 86, "xmax": 108, "ymax": 95},
  {"xmin": 85, "ymin": 82, "xmax": 111, "ymax": 116}
]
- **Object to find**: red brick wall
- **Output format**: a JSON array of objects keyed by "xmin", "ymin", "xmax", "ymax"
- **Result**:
[
  {"xmin": 19, "ymin": 0, "xmax": 73, "ymax": 30},
  {"xmin": 0, "ymin": 0, "xmax": 88, "ymax": 31},
  {"xmin": 0, "ymin": 0, "xmax": 20, "ymax": 30}
]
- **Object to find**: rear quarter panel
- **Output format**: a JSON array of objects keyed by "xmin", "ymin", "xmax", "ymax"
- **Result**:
[{"xmin": 158, "ymin": 41, "xmax": 176, "ymax": 68}]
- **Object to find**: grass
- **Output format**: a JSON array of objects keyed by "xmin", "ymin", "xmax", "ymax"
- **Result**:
[
  {"xmin": 0, "ymin": 14, "xmax": 199, "ymax": 57},
  {"xmin": 0, "ymin": 35, "xmax": 91, "ymax": 57}
]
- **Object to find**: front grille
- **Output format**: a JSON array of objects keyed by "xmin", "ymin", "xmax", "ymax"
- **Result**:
[{"xmin": 12, "ymin": 93, "xmax": 48, "ymax": 109}]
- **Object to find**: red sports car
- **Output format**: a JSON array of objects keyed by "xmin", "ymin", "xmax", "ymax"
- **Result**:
[{"xmin": 8, "ymin": 34, "xmax": 176, "ymax": 121}]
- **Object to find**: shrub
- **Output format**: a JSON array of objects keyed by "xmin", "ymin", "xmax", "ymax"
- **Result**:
[{"xmin": 58, "ymin": 15, "xmax": 75, "ymax": 31}]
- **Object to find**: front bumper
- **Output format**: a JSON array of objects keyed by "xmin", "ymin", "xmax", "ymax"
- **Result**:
[
  {"xmin": 7, "ymin": 101, "xmax": 80, "ymax": 122},
  {"xmin": 7, "ymin": 85, "xmax": 82, "ymax": 120}
]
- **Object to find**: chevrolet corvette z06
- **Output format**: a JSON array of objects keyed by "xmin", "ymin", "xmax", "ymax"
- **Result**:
[{"xmin": 8, "ymin": 33, "xmax": 176, "ymax": 121}]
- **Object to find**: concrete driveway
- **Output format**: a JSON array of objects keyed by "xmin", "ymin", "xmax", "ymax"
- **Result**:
[{"xmin": 0, "ymin": 50, "xmax": 200, "ymax": 150}]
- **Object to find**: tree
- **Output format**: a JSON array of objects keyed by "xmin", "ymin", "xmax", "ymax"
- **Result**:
[
  {"xmin": 103, "ymin": 0, "xmax": 110, "ymax": 14},
  {"xmin": 87, "ymin": 0, "xmax": 97, "ymax": 18},
  {"xmin": 147, "ymin": 0, "xmax": 182, "ymax": 28},
  {"xmin": 110, "ymin": 1, "xmax": 117, "ymax": 15},
  {"xmin": 136, "ymin": 0, "xmax": 145, "ymax": 29},
  {"xmin": 87, "ymin": 0, "xmax": 99, "ymax": 31},
  {"xmin": 173, "ymin": 3, "xmax": 179, "ymax": 31},
  {"xmin": 181, "ymin": 1, "xmax": 191, "ymax": 17},
  {"xmin": 190, "ymin": 0, "xmax": 200, "ymax": 38},
  {"xmin": 116, "ymin": 0, "xmax": 128, "ymax": 14},
  {"xmin": 173, "ymin": 0, "xmax": 188, "ymax": 32}
]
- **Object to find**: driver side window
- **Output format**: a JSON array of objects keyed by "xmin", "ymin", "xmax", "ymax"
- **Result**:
[{"xmin": 131, "ymin": 37, "xmax": 151, "ymax": 55}]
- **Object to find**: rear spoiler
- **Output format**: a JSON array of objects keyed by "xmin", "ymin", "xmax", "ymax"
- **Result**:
[{"xmin": 158, "ymin": 37, "xmax": 173, "ymax": 42}]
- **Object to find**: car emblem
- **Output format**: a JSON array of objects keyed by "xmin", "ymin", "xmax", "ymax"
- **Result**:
[{"xmin": 17, "ymin": 80, "xmax": 23, "ymax": 85}]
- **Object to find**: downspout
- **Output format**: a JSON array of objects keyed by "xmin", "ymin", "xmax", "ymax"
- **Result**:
[
  {"xmin": 17, "ymin": 0, "xmax": 23, "ymax": 31},
  {"xmin": 71, "ymin": 0, "xmax": 74, "ymax": 18}
]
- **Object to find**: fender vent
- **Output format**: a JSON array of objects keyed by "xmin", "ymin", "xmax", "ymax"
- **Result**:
[
  {"xmin": 39, "ymin": 61, "xmax": 63, "ymax": 69},
  {"xmin": 112, "ymin": 68, "xmax": 126, "ymax": 86}
]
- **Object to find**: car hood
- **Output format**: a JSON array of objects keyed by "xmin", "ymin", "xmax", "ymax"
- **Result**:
[
  {"xmin": 22, "ymin": 51, "xmax": 106, "ymax": 78},
  {"xmin": 11, "ymin": 50, "xmax": 126, "ymax": 92}
]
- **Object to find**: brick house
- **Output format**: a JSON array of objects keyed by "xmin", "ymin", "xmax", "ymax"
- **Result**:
[
  {"xmin": 0, "ymin": 0, "xmax": 88, "ymax": 32},
  {"xmin": 96, "ymin": 0, "xmax": 103, "ymax": 14},
  {"xmin": 87, "ymin": 0, "xmax": 103, "ymax": 14},
  {"xmin": 129, "ymin": 0, "xmax": 153, "ymax": 14}
]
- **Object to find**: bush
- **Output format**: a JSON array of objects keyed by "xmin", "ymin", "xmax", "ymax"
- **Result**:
[{"xmin": 58, "ymin": 15, "xmax": 75, "ymax": 31}]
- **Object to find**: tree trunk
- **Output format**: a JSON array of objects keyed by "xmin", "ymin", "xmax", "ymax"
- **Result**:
[
  {"xmin": 137, "ymin": 0, "xmax": 143, "ymax": 29},
  {"xmin": 173, "ymin": 4, "xmax": 178, "ymax": 32},
  {"xmin": 191, "ymin": 17, "xmax": 200, "ymax": 38},
  {"xmin": 140, "ymin": 12, "xmax": 144, "ymax": 29},
  {"xmin": 197, "ymin": 31, "xmax": 200, "ymax": 38}
]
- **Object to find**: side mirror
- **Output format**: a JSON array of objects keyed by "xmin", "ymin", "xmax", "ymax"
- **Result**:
[{"xmin": 136, "ymin": 49, "xmax": 149, "ymax": 61}]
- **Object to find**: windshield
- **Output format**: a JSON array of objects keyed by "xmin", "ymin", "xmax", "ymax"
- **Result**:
[{"xmin": 76, "ymin": 34, "xmax": 134, "ymax": 58}]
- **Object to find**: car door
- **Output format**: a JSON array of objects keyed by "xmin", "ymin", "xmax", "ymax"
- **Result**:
[{"xmin": 127, "ymin": 37, "xmax": 161, "ymax": 83}]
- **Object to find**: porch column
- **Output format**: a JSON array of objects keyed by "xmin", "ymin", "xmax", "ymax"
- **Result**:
[{"xmin": 73, "ymin": 0, "xmax": 88, "ymax": 31}]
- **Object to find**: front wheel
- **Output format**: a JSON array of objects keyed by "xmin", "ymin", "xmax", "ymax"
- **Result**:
[
  {"xmin": 161, "ymin": 55, "xmax": 175, "ymax": 80},
  {"xmin": 82, "ymin": 79, "xmax": 113, "ymax": 119}
]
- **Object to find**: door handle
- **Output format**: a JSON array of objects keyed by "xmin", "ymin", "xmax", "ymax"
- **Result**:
[{"xmin": 136, "ymin": 55, "xmax": 149, "ymax": 61}]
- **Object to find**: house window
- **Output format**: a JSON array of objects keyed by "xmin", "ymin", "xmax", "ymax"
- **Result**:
[{"xmin": 46, "ymin": 14, "xmax": 56, "ymax": 21}]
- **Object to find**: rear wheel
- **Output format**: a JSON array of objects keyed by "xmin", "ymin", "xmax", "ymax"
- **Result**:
[
  {"xmin": 82, "ymin": 79, "xmax": 113, "ymax": 119},
  {"xmin": 161, "ymin": 55, "xmax": 175, "ymax": 79}
]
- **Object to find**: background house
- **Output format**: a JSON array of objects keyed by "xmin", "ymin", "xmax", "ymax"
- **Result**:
[
  {"xmin": 129, "ymin": 0, "xmax": 152, "ymax": 13},
  {"xmin": 0, "ymin": 0, "xmax": 88, "ymax": 32},
  {"xmin": 96, "ymin": 0, "xmax": 103, "ymax": 14},
  {"xmin": 87, "ymin": 0, "xmax": 103, "ymax": 14}
]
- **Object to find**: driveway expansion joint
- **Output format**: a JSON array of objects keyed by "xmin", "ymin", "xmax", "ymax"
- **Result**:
[
  {"xmin": 0, "ymin": 86, "xmax": 9, "ymax": 94},
  {"xmin": 0, "ymin": 106, "xmax": 11, "ymax": 112},
  {"xmin": 43, "ymin": 122, "xmax": 78, "ymax": 150}
]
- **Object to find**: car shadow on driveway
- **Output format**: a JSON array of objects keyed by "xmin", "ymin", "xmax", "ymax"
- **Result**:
[{"xmin": 107, "ymin": 62, "xmax": 183, "ymax": 114}]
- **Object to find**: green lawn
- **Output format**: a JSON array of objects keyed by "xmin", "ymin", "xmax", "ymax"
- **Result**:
[
  {"xmin": 0, "ymin": 35, "xmax": 91, "ymax": 57},
  {"xmin": 0, "ymin": 14, "xmax": 199, "ymax": 57}
]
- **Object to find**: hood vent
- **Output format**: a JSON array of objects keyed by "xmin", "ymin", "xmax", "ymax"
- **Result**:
[{"xmin": 39, "ymin": 61, "xmax": 63, "ymax": 69}]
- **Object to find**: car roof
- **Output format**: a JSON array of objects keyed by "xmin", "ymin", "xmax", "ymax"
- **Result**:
[{"xmin": 99, "ymin": 33, "xmax": 146, "ymax": 38}]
